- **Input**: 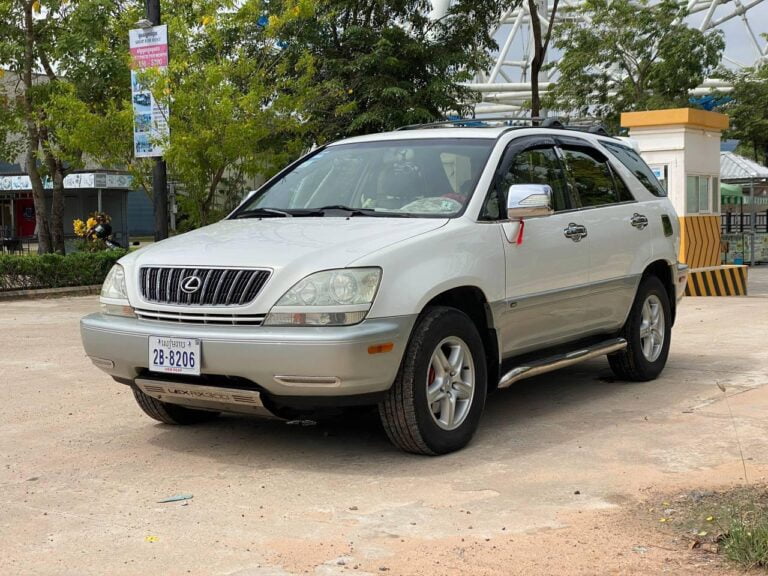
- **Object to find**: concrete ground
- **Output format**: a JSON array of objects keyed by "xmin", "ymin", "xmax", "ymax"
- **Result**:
[{"xmin": 1, "ymin": 267, "xmax": 767, "ymax": 575}]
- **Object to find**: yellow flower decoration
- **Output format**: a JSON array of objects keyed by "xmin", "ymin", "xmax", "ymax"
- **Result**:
[
  {"xmin": 86, "ymin": 217, "xmax": 98, "ymax": 230},
  {"xmin": 73, "ymin": 219, "xmax": 86, "ymax": 237}
]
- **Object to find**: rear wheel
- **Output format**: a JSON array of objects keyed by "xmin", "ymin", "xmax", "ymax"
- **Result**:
[
  {"xmin": 131, "ymin": 386, "xmax": 220, "ymax": 425},
  {"xmin": 609, "ymin": 275, "xmax": 671, "ymax": 381},
  {"xmin": 378, "ymin": 306, "xmax": 487, "ymax": 455}
]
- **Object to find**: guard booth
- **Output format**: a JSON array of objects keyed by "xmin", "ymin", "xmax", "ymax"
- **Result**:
[
  {"xmin": 0, "ymin": 171, "xmax": 133, "ymax": 252},
  {"xmin": 621, "ymin": 108, "xmax": 748, "ymax": 296}
]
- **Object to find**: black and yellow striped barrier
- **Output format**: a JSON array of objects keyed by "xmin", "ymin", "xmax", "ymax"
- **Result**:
[{"xmin": 685, "ymin": 265, "xmax": 748, "ymax": 296}]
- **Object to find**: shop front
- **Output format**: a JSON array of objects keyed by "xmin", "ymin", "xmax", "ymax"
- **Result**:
[{"xmin": 0, "ymin": 171, "xmax": 133, "ymax": 252}]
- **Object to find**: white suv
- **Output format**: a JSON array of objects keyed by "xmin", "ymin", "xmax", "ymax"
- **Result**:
[{"xmin": 81, "ymin": 122, "xmax": 688, "ymax": 455}]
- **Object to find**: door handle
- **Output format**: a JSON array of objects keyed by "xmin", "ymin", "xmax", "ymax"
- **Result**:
[
  {"xmin": 631, "ymin": 213, "xmax": 649, "ymax": 230},
  {"xmin": 563, "ymin": 223, "xmax": 588, "ymax": 242}
]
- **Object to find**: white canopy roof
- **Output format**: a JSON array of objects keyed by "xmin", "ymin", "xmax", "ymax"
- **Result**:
[{"xmin": 720, "ymin": 152, "xmax": 768, "ymax": 181}]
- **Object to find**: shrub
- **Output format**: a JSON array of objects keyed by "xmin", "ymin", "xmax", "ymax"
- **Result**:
[{"xmin": 0, "ymin": 250, "xmax": 128, "ymax": 291}]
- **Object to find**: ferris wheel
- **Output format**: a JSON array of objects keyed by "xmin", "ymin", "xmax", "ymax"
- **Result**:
[{"xmin": 431, "ymin": 0, "xmax": 768, "ymax": 115}]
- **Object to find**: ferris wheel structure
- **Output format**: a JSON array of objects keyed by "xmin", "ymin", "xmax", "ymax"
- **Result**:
[{"xmin": 430, "ymin": 0, "xmax": 768, "ymax": 115}]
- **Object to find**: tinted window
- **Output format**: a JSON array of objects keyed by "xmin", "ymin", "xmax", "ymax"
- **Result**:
[
  {"xmin": 613, "ymin": 172, "xmax": 635, "ymax": 202},
  {"xmin": 601, "ymin": 141, "xmax": 667, "ymax": 197},
  {"xmin": 484, "ymin": 146, "xmax": 569, "ymax": 219},
  {"xmin": 561, "ymin": 147, "xmax": 621, "ymax": 207}
]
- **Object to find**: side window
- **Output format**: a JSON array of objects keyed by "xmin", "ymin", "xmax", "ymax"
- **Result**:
[
  {"xmin": 612, "ymin": 172, "xmax": 635, "ymax": 202},
  {"xmin": 561, "ymin": 147, "xmax": 623, "ymax": 208},
  {"xmin": 483, "ymin": 146, "xmax": 569, "ymax": 219},
  {"xmin": 601, "ymin": 141, "xmax": 667, "ymax": 197}
]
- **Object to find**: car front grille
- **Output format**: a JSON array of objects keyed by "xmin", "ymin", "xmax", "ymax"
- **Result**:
[
  {"xmin": 135, "ymin": 308, "xmax": 265, "ymax": 326},
  {"xmin": 139, "ymin": 267, "xmax": 271, "ymax": 306}
]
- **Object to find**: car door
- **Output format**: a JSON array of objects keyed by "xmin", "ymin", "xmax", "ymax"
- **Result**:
[
  {"xmin": 557, "ymin": 137, "xmax": 650, "ymax": 333},
  {"xmin": 482, "ymin": 136, "xmax": 591, "ymax": 357}
]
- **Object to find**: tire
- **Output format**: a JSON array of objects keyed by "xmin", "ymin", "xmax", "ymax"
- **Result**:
[
  {"xmin": 378, "ymin": 306, "xmax": 487, "ymax": 455},
  {"xmin": 609, "ymin": 275, "xmax": 672, "ymax": 382},
  {"xmin": 131, "ymin": 386, "xmax": 220, "ymax": 425}
]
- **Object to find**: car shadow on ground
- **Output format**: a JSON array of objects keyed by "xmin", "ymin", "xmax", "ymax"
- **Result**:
[{"xmin": 142, "ymin": 355, "xmax": 717, "ymax": 475}]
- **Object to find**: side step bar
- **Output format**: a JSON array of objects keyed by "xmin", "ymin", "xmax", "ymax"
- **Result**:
[{"xmin": 498, "ymin": 338, "xmax": 627, "ymax": 389}]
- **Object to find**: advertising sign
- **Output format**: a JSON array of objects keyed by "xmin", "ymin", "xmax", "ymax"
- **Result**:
[{"xmin": 129, "ymin": 24, "xmax": 169, "ymax": 158}]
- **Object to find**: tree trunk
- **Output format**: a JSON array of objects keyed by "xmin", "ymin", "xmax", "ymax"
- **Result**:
[
  {"xmin": 21, "ymin": 1, "xmax": 52, "ymax": 254},
  {"xmin": 50, "ymin": 163, "xmax": 66, "ymax": 254},
  {"xmin": 40, "ymin": 134, "xmax": 67, "ymax": 253},
  {"xmin": 528, "ymin": 0, "xmax": 542, "ymax": 120},
  {"xmin": 528, "ymin": 0, "xmax": 559, "ymax": 122}
]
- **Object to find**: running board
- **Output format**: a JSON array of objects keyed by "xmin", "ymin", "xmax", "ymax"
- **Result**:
[{"xmin": 497, "ymin": 338, "xmax": 627, "ymax": 389}]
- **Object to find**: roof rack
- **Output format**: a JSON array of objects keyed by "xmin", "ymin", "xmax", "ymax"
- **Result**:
[
  {"xmin": 396, "ymin": 117, "xmax": 545, "ymax": 130},
  {"xmin": 396, "ymin": 116, "xmax": 614, "ymax": 137}
]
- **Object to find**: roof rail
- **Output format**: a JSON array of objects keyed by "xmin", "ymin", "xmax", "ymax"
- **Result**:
[
  {"xmin": 540, "ymin": 118, "xmax": 564, "ymax": 128},
  {"xmin": 396, "ymin": 116, "xmax": 549, "ymax": 130},
  {"xmin": 395, "ymin": 116, "xmax": 615, "ymax": 137}
]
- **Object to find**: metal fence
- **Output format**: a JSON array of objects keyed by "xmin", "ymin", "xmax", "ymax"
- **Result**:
[{"xmin": 721, "ymin": 210, "xmax": 768, "ymax": 234}]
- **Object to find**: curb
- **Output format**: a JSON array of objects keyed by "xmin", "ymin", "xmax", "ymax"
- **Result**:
[{"xmin": 0, "ymin": 285, "xmax": 102, "ymax": 301}]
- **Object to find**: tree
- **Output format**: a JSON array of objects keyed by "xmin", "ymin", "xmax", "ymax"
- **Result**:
[
  {"xmin": 527, "ymin": 0, "xmax": 559, "ymax": 119},
  {"xmin": 719, "ymin": 64, "xmax": 768, "ymax": 166},
  {"xmin": 270, "ymin": 0, "xmax": 504, "ymax": 144},
  {"xmin": 547, "ymin": 0, "xmax": 724, "ymax": 125},
  {"xmin": 0, "ymin": 0, "xmax": 138, "ymax": 253}
]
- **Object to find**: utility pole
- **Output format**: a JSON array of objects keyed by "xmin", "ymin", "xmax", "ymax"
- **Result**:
[{"xmin": 146, "ymin": 0, "xmax": 169, "ymax": 241}]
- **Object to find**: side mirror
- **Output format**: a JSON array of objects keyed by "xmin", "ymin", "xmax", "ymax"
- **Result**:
[{"xmin": 507, "ymin": 184, "xmax": 554, "ymax": 220}]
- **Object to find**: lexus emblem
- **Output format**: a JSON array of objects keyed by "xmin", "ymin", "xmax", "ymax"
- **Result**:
[{"xmin": 180, "ymin": 275, "xmax": 202, "ymax": 294}]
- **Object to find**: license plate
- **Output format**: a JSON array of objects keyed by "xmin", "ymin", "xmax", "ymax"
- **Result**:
[{"xmin": 149, "ymin": 336, "xmax": 201, "ymax": 376}]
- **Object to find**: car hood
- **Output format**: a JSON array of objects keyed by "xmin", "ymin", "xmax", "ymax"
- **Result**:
[{"xmin": 127, "ymin": 217, "xmax": 449, "ymax": 270}]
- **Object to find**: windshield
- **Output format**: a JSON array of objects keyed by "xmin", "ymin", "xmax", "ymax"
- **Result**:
[{"xmin": 233, "ymin": 138, "xmax": 494, "ymax": 218}]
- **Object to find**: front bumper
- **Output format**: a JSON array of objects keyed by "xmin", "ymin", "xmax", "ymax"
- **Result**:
[{"xmin": 80, "ymin": 313, "xmax": 415, "ymax": 398}]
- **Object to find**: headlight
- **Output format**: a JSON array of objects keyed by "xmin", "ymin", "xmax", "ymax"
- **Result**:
[
  {"xmin": 100, "ymin": 264, "xmax": 134, "ymax": 317},
  {"xmin": 264, "ymin": 268, "xmax": 381, "ymax": 326}
]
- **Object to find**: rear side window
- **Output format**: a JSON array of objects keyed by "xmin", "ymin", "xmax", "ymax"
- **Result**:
[
  {"xmin": 561, "ymin": 147, "xmax": 627, "ymax": 207},
  {"xmin": 602, "ymin": 141, "xmax": 667, "ymax": 197}
]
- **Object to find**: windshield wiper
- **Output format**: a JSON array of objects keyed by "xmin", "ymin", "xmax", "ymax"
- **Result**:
[
  {"xmin": 234, "ymin": 207, "xmax": 294, "ymax": 219},
  {"xmin": 309, "ymin": 205, "xmax": 415, "ymax": 217}
]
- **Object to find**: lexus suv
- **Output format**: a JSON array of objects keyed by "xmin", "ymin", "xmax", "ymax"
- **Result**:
[{"xmin": 81, "ymin": 120, "xmax": 688, "ymax": 455}]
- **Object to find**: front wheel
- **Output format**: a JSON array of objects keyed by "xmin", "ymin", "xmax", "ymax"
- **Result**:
[
  {"xmin": 378, "ymin": 306, "xmax": 487, "ymax": 455},
  {"xmin": 609, "ymin": 275, "xmax": 672, "ymax": 382}
]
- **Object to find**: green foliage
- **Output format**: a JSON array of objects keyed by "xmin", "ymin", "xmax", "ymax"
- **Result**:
[
  {"xmin": 548, "ymin": 0, "xmax": 724, "ymax": 125},
  {"xmin": 137, "ymin": 0, "xmax": 309, "ymax": 228},
  {"xmin": 0, "ymin": 0, "xmax": 140, "ymax": 253},
  {"xmin": 0, "ymin": 250, "xmax": 127, "ymax": 291},
  {"xmin": 724, "ymin": 511, "xmax": 768, "ymax": 569},
  {"xmin": 270, "ymin": 0, "xmax": 504, "ymax": 144},
  {"xmin": 718, "ymin": 64, "xmax": 768, "ymax": 166}
]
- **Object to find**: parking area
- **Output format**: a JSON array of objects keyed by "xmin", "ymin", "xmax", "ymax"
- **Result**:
[{"xmin": 2, "ymin": 268, "xmax": 767, "ymax": 575}]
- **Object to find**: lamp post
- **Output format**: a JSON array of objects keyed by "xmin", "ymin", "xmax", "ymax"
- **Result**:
[{"xmin": 145, "ymin": 0, "xmax": 169, "ymax": 241}]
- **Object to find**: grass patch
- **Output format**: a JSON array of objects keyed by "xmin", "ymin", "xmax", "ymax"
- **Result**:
[
  {"xmin": 648, "ymin": 485, "xmax": 768, "ymax": 570},
  {"xmin": 723, "ymin": 506, "xmax": 768, "ymax": 569}
]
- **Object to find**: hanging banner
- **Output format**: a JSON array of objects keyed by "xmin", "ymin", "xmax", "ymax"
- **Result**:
[{"xmin": 129, "ymin": 24, "xmax": 169, "ymax": 158}]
